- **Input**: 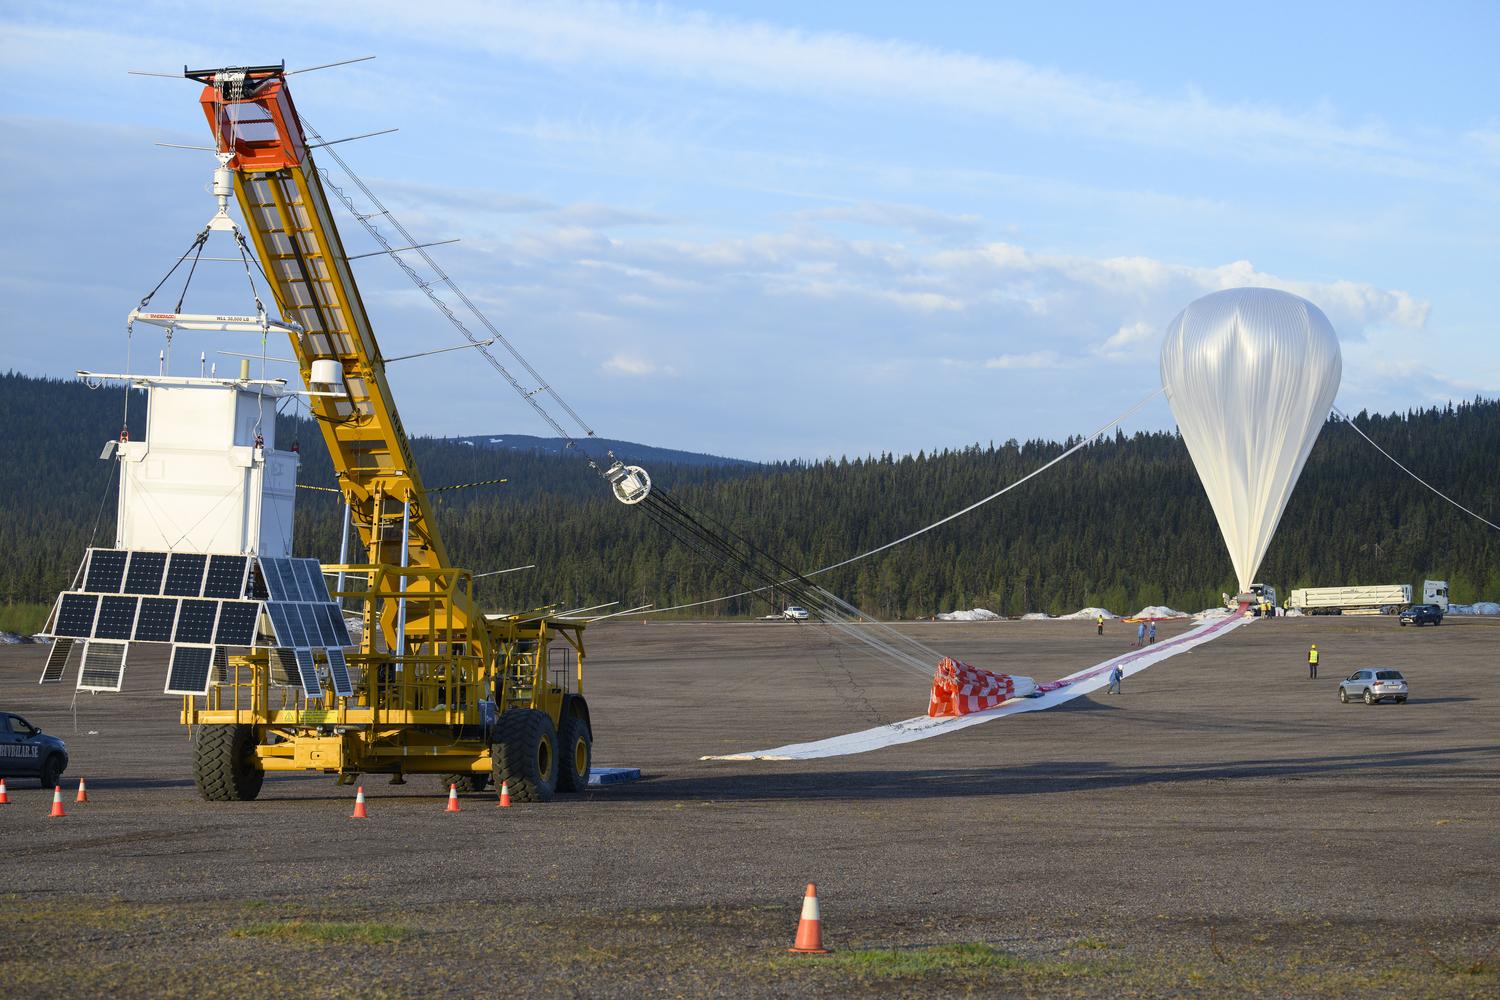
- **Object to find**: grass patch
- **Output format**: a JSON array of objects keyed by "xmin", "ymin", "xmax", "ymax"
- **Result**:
[
  {"xmin": 233, "ymin": 919, "xmax": 414, "ymax": 944},
  {"xmin": 0, "ymin": 601, "xmax": 49, "ymax": 636},
  {"xmin": 806, "ymin": 942, "xmax": 1107, "ymax": 980}
]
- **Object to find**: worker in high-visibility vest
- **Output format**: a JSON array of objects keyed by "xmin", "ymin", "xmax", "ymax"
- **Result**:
[
  {"xmin": 1096, "ymin": 614, "xmax": 1104, "ymax": 636},
  {"xmin": 1308, "ymin": 644, "xmax": 1319, "ymax": 680}
]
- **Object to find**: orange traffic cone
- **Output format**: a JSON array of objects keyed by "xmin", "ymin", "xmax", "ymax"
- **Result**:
[
  {"xmin": 497, "ymin": 781, "xmax": 511, "ymax": 808},
  {"xmin": 0, "ymin": 778, "xmax": 9, "ymax": 804},
  {"xmin": 446, "ymin": 783, "xmax": 461, "ymax": 812},
  {"xmin": 75, "ymin": 777, "xmax": 88, "ymax": 803},
  {"xmin": 49, "ymin": 785, "xmax": 66, "ymax": 818},
  {"xmin": 788, "ymin": 883, "xmax": 831, "ymax": 954},
  {"xmin": 351, "ymin": 786, "xmax": 368, "ymax": 819}
]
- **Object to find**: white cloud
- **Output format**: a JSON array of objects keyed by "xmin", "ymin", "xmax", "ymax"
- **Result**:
[
  {"xmin": 601, "ymin": 353, "xmax": 668, "ymax": 376},
  {"xmin": 982, "ymin": 351, "xmax": 1069, "ymax": 370},
  {"xmin": 276, "ymin": 0, "xmax": 1460, "ymax": 180}
]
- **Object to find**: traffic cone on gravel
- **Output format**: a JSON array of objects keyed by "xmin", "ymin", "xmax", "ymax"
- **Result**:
[
  {"xmin": 49, "ymin": 785, "xmax": 66, "ymax": 818},
  {"xmin": 788, "ymin": 883, "xmax": 831, "ymax": 954},
  {"xmin": 75, "ymin": 778, "xmax": 88, "ymax": 803},
  {"xmin": 0, "ymin": 778, "xmax": 9, "ymax": 804},
  {"xmin": 351, "ymin": 786, "xmax": 368, "ymax": 819},
  {"xmin": 446, "ymin": 783, "xmax": 461, "ymax": 812},
  {"xmin": 497, "ymin": 781, "xmax": 511, "ymax": 808}
]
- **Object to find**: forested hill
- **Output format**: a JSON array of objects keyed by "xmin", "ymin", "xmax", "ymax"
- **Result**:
[{"xmin": 2, "ymin": 370, "xmax": 1497, "ymax": 625}]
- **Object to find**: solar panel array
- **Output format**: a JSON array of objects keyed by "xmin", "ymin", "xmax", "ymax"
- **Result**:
[{"xmin": 44, "ymin": 548, "xmax": 355, "ymax": 700}]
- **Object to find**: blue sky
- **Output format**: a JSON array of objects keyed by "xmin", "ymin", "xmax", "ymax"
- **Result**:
[{"xmin": 2, "ymin": 1, "xmax": 1496, "ymax": 460}]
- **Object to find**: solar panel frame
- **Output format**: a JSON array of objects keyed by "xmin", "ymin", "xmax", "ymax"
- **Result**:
[
  {"xmin": 133, "ymin": 597, "xmax": 180, "ymax": 642},
  {"xmin": 55, "ymin": 593, "xmax": 101, "ymax": 638},
  {"xmin": 162, "ymin": 552, "xmax": 208, "ymax": 597},
  {"xmin": 203, "ymin": 555, "xmax": 250, "ymax": 600},
  {"xmin": 77, "ymin": 640, "xmax": 128, "ymax": 692},
  {"xmin": 174, "ymin": 598, "xmax": 220, "ymax": 644},
  {"xmin": 39, "ymin": 637, "xmax": 76, "ymax": 683},
  {"xmin": 293, "ymin": 648, "xmax": 323, "ymax": 700},
  {"xmin": 93, "ymin": 595, "xmax": 140, "ymax": 640},
  {"xmin": 164, "ymin": 644, "xmax": 216, "ymax": 696},
  {"xmin": 213, "ymin": 600, "xmax": 261, "ymax": 646},
  {"xmin": 84, "ymin": 549, "xmax": 128, "ymax": 593},
  {"xmin": 122, "ymin": 551, "xmax": 168, "ymax": 595},
  {"xmin": 325, "ymin": 647, "xmax": 354, "ymax": 697}
]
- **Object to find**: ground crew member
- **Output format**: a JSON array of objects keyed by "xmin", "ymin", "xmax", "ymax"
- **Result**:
[
  {"xmin": 1107, "ymin": 664, "xmax": 1124, "ymax": 694},
  {"xmin": 1148, "ymin": 621, "xmax": 1157, "ymax": 644},
  {"xmin": 1308, "ymin": 644, "xmax": 1319, "ymax": 679},
  {"xmin": 1135, "ymin": 621, "xmax": 1146, "ymax": 647},
  {"xmin": 1097, "ymin": 614, "xmax": 1104, "ymax": 636}
]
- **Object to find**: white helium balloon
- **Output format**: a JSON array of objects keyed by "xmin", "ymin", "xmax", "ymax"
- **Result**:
[{"xmin": 1160, "ymin": 287, "xmax": 1341, "ymax": 594}]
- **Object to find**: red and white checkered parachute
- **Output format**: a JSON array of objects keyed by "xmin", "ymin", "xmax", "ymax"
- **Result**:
[{"xmin": 927, "ymin": 658, "xmax": 1037, "ymax": 717}]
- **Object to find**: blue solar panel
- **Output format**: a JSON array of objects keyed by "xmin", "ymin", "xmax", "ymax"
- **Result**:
[
  {"xmin": 293, "ymin": 648, "xmax": 322, "ymax": 700},
  {"xmin": 174, "ymin": 599, "xmax": 219, "ymax": 644},
  {"xmin": 55, "ymin": 593, "xmax": 100, "ymax": 638},
  {"xmin": 163, "ymin": 553, "xmax": 208, "ymax": 597},
  {"xmin": 165, "ymin": 645, "xmax": 215, "ymax": 696},
  {"xmin": 294, "ymin": 559, "xmax": 327, "ymax": 601},
  {"xmin": 94, "ymin": 595, "xmax": 139, "ymax": 640},
  {"xmin": 326, "ymin": 647, "xmax": 354, "ymax": 697},
  {"xmin": 84, "ymin": 550, "xmax": 128, "ymax": 592},
  {"xmin": 214, "ymin": 600, "xmax": 260, "ymax": 646},
  {"xmin": 123, "ymin": 551, "xmax": 167, "ymax": 595},
  {"xmin": 203, "ymin": 555, "xmax": 249, "ymax": 599}
]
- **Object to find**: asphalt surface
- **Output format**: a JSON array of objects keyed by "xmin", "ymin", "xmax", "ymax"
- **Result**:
[{"xmin": 1, "ymin": 615, "xmax": 1497, "ymax": 997}]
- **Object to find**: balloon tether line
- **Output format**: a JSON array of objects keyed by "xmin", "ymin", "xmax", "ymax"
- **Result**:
[
  {"xmin": 634, "ymin": 385, "xmax": 1165, "ymax": 618},
  {"xmin": 1333, "ymin": 406, "xmax": 1500, "ymax": 532}
]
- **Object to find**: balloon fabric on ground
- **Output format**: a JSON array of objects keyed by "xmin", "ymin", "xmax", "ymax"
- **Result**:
[{"xmin": 1161, "ymin": 288, "xmax": 1342, "ymax": 594}]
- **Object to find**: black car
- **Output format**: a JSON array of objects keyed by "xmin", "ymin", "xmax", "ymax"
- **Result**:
[
  {"xmin": 0, "ymin": 712, "xmax": 69, "ymax": 787},
  {"xmin": 1399, "ymin": 604, "xmax": 1444, "ymax": 626}
]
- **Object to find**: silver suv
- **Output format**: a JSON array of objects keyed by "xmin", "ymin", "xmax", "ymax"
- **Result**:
[{"xmin": 1338, "ymin": 669, "xmax": 1408, "ymax": 705}]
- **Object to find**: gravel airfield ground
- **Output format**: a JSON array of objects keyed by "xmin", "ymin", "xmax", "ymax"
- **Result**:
[{"xmin": 1, "ymin": 615, "xmax": 1496, "ymax": 998}]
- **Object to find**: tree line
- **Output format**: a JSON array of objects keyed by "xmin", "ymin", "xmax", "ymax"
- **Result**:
[{"xmin": 2, "ymin": 370, "xmax": 1496, "ymax": 627}]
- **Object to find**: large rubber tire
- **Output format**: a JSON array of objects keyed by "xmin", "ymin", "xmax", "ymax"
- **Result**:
[
  {"xmin": 557, "ymin": 713, "xmax": 593, "ymax": 793},
  {"xmin": 38, "ymin": 753, "xmax": 65, "ymax": 790},
  {"xmin": 492, "ymin": 709, "xmax": 558, "ymax": 803},
  {"xmin": 1339, "ymin": 688, "xmax": 1349, "ymax": 704},
  {"xmin": 1363, "ymin": 689, "xmax": 1376, "ymax": 706},
  {"xmin": 438, "ymin": 773, "xmax": 490, "ymax": 795},
  {"xmin": 193, "ymin": 724, "xmax": 264, "ymax": 801}
]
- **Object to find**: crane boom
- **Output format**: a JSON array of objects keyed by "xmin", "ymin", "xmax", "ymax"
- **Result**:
[{"xmin": 191, "ymin": 64, "xmax": 477, "ymax": 654}]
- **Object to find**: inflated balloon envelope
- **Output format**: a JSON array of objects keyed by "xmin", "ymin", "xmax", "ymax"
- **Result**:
[{"xmin": 1160, "ymin": 287, "xmax": 1342, "ymax": 594}]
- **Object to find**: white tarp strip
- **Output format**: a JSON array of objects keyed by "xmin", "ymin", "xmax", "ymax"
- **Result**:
[{"xmin": 703, "ymin": 612, "xmax": 1254, "ymax": 761}]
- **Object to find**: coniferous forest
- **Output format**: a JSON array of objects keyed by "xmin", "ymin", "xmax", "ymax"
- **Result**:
[{"xmin": 2, "ymin": 370, "xmax": 1497, "ymax": 630}]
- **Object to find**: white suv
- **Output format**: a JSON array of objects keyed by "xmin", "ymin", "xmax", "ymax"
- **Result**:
[
  {"xmin": 1338, "ymin": 669, "xmax": 1408, "ymax": 705},
  {"xmin": 783, "ymin": 606, "xmax": 811, "ymax": 621}
]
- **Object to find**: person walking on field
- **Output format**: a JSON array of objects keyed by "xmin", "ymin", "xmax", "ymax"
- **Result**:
[
  {"xmin": 1107, "ymin": 664, "xmax": 1124, "ymax": 694},
  {"xmin": 1135, "ymin": 621, "xmax": 1146, "ymax": 647},
  {"xmin": 1308, "ymin": 644, "xmax": 1319, "ymax": 680},
  {"xmin": 1097, "ymin": 614, "xmax": 1105, "ymax": 636},
  {"xmin": 1148, "ymin": 621, "xmax": 1157, "ymax": 644}
]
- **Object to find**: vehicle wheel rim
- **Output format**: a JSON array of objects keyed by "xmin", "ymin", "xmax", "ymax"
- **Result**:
[
  {"xmin": 537, "ymin": 737, "xmax": 552, "ymax": 778},
  {"xmin": 574, "ymin": 738, "xmax": 588, "ymax": 776}
]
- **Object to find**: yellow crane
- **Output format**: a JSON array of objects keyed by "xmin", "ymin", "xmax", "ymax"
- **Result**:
[{"xmin": 181, "ymin": 63, "xmax": 591, "ymax": 801}]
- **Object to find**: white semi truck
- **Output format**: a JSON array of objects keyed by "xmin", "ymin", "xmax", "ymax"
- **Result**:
[{"xmin": 1286, "ymin": 580, "xmax": 1448, "ymax": 615}]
